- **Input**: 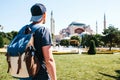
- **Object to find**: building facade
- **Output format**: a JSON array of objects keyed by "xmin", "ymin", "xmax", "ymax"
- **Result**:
[{"xmin": 59, "ymin": 21, "xmax": 94, "ymax": 39}]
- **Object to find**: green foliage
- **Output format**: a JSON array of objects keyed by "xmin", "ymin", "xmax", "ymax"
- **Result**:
[
  {"xmin": 94, "ymin": 34, "xmax": 103, "ymax": 47},
  {"xmin": 88, "ymin": 40, "xmax": 96, "ymax": 55},
  {"xmin": 70, "ymin": 36, "xmax": 81, "ymax": 43},
  {"xmin": 3, "ymin": 37, "xmax": 10, "ymax": 45},
  {"xmin": 81, "ymin": 26, "xmax": 120, "ymax": 49},
  {"xmin": 6, "ymin": 31, "xmax": 18, "ymax": 41},
  {"xmin": 114, "ymin": 30, "xmax": 120, "ymax": 47},
  {"xmin": 11, "ymin": 31, "xmax": 18, "ymax": 39},
  {"xmin": 81, "ymin": 34, "xmax": 90, "ymax": 47},
  {"xmin": 70, "ymin": 36, "xmax": 81, "ymax": 47},
  {"xmin": 70, "ymin": 40, "xmax": 80, "ymax": 47},
  {"xmin": 60, "ymin": 39, "xmax": 69, "ymax": 47},
  {"xmin": 0, "ymin": 36, "xmax": 4, "ymax": 48},
  {"xmin": 60, "ymin": 36, "xmax": 81, "ymax": 47},
  {"xmin": 81, "ymin": 34, "xmax": 99, "ymax": 47},
  {"xmin": 102, "ymin": 25, "xmax": 120, "ymax": 50},
  {"xmin": 0, "ymin": 31, "xmax": 18, "ymax": 45}
]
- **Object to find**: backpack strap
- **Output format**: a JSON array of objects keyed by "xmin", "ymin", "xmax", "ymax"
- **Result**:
[
  {"xmin": 5, "ymin": 53, "xmax": 11, "ymax": 73},
  {"xmin": 18, "ymin": 23, "xmax": 40, "ymax": 35},
  {"xmin": 17, "ymin": 53, "xmax": 22, "ymax": 74}
]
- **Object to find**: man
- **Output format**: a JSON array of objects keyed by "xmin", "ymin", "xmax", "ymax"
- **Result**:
[{"xmin": 20, "ymin": 3, "xmax": 57, "ymax": 80}]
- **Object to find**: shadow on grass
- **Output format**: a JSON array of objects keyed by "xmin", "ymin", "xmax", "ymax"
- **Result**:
[{"xmin": 99, "ymin": 70, "xmax": 120, "ymax": 80}]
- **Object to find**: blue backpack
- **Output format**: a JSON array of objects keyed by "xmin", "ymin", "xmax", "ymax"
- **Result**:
[{"xmin": 6, "ymin": 24, "xmax": 40, "ymax": 78}]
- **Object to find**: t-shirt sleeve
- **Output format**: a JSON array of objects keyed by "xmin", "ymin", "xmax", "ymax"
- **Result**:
[{"xmin": 41, "ymin": 27, "xmax": 52, "ymax": 46}]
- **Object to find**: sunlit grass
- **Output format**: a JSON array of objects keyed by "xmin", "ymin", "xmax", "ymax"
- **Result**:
[
  {"xmin": 0, "ymin": 53, "xmax": 120, "ymax": 80},
  {"xmin": 54, "ymin": 54, "xmax": 120, "ymax": 80},
  {"xmin": 0, "ymin": 54, "xmax": 16, "ymax": 80}
]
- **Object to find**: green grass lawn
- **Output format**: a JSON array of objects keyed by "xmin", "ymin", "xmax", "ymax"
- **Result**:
[{"xmin": 0, "ymin": 54, "xmax": 120, "ymax": 80}]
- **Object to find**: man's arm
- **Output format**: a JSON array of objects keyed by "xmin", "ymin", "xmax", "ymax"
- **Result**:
[{"xmin": 42, "ymin": 45, "xmax": 57, "ymax": 80}]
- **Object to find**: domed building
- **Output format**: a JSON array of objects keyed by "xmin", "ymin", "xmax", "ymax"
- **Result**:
[
  {"xmin": 59, "ymin": 21, "xmax": 94, "ymax": 39},
  {"xmin": 67, "ymin": 21, "xmax": 85, "ymax": 34}
]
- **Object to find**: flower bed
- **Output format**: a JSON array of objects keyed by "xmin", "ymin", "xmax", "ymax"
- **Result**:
[{"xmin": 82, "ymin": 49, "xmax": 120, "ymax": 54}]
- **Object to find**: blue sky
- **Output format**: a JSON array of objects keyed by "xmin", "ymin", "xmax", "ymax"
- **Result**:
[{"xmin": 0, "ymin": 0, "xmax": 120, "ymax": 35}]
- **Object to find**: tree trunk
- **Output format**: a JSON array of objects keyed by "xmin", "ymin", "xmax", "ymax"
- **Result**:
[{"xmin": 109, "ymin": 42, "xmax": 112, "ymax": 51}]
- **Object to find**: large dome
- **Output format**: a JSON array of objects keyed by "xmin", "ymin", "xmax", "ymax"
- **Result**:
[{"xmin": 69, "ymin": 21, "xmax": 85, "ymax": 27}]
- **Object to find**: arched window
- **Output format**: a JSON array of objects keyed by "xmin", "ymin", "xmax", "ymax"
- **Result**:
[{"xmin": 75, "ymin": 28, "xmax": 84, "ymax": 34}]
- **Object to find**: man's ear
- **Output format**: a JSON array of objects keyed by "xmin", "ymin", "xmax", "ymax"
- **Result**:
[{"xmin": 42, "ymin": 13, "xmax": 46, "ymax": 24}]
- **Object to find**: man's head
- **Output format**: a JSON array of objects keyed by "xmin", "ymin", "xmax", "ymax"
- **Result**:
[{"xmin": 30, "ymin": 3, "xmax": 46, "ymax": 23}]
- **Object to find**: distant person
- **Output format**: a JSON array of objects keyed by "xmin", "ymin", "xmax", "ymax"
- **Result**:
[{"xmin": 20, "ymin": 3, "xmax": 57, "ymax": 80}]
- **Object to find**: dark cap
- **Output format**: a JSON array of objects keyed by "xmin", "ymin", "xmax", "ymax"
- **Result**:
[{"xmin": 30, "ymin": 3, "xmax": 46, "ymax": 22}]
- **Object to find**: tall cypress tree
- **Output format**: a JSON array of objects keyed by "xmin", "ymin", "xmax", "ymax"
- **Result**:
[{"xmin": 88, "ymin": 40, "xmax": 96, "ymax": 55}]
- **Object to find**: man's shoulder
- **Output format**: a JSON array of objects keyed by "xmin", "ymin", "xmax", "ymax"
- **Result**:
[{"xmin": 34, "ymin": 24, "xmax": 49, "ymax": 32}]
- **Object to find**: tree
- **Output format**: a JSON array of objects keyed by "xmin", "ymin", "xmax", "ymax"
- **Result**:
[
  {"xmin": 11, "ymin": 31, "xmax": 18, "ymax": 38},
  {"xmin": 70, "ymin": 36, "xmax": 81, "ymax": 47},
  {"xmin": 70, "ymin": 40, "xmax": 79, "ymax": 47},
  {"xmin": 94, "ymin": 34, "xmax": 103, "ymax": 47},
  {"xmin": 81, "ymin": 34, "xmax": 91, "ymax": 47},
  {"xmin": 88, "ymin": 40, "xmax": 96, "ymax": 55},
  {"xmin": 6, "ymin": 31, "xmax": 18, "ymax": 41},
  {"xmin": 0, "ymin": 35, "xmax": 4, "ymax": 48},
  {"xmin": 114, "ymin": 30, "xmax": 120, "ymax": 48},
  {"xmin": 60, "ymin": 39, "xmax": 69, "ymax": 47},
  {"xmin": 0, "ymin": 31, "xmax": 18, "ymax": 45},
  {"xmin": 81, "ymin": 34, "xmax": 101, "ymax": 48},
  {"xmin": 102, "ymin": 25, "xmax": 119, "ymax": 50}
]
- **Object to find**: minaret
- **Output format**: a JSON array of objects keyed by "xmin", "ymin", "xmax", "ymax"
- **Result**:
[
  {"xmin": 50, "ymin": 11, "xmax": 55, "ymax": 43},
  {"xmin": 50, "ymin": 11, "xmax": 55, "ymax": 35},
  {"xmin": 96, "ymin": 21, "xmax": 98, "ymax": 34},
  {"xmin": 104, "ymin": 13, "xmax": 106, "ymax": 30},
  {"xmin": 51, "ymin": 11, "xmax": 53, "ymax": 34}
]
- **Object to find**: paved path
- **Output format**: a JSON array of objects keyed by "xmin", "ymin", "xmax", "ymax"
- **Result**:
[{"xmin": 0, "ymin": 48, "xmax": 7, "ymax": 53}]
